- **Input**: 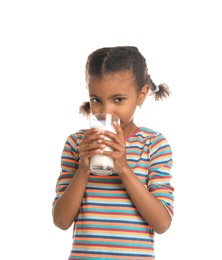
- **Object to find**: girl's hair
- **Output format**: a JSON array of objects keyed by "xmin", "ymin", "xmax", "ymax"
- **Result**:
[{"xmin": 79, "ymin": 46, "xmax": 170, "ymax": 116}]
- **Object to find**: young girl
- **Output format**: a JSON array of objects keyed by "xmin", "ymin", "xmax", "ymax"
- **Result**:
[{"xmin": 52, "ymin": 46, "xmax": 174, "ymax": 259}]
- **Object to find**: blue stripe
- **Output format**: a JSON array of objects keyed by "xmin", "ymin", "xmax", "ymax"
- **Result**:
[{"xmin": 74, "ymin": 234, "xmax": 153, "ymax": 242}]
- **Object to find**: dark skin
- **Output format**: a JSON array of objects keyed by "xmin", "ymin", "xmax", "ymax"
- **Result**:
[{"xmin": 53, "ymin": 71, "xmax": 172, "ymax": 233}]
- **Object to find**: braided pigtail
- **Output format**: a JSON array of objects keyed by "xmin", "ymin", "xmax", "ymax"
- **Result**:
[
  {"xmin": 148, "ymin": 77, "xmax": 171, "ymax": 101},
  {"xmin": 79, "ymin": 101, "xmax": 91, "ymax": 117}
]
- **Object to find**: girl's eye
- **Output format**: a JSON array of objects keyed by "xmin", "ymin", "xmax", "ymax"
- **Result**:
[
  {"xmin": 115, "ymin": 97, "xmax": 124, "ymax": 103},
  {"xmin": 92, "ymin": 98, "xmax": 100, "ymax": 103}
]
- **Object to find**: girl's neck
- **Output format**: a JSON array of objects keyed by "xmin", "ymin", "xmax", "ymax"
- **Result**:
[{"xmin": 122, "ymin": 121, "xmax": 138, "ymax": 138}]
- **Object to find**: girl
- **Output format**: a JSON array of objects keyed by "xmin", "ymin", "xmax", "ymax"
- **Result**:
[{"xmin": 52, "ymin": 46, "xmax": 174, "ymax": 259}]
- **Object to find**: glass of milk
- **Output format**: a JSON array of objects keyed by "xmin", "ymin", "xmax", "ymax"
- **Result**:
[{"xmin": 89, "ymin": 113, "xmax": 120, "ymax": 175}]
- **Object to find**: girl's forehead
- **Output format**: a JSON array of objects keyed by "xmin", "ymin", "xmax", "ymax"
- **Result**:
[
  {"xmin": 88, "ymin": 76, "xmax": 138, "ymax": 98},
  {"xmin": 87, "ymin": 71, "xmax": 135, "ymax": 86}
]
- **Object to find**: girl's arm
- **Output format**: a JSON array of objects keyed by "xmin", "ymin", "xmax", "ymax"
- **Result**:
[
  {"xmin": 53, "ymin": 128, "xmax": 105, "ymax": 230},
  {"xmin": 53, "ymin": 167, "xmax": 90, "ymax": 230},
  {"xmin": 117, "ymin": 165, "xmax": 172, "ymax": 234}
]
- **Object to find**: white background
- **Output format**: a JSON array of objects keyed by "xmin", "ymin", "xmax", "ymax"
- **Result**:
[{"xmin": 0, "ymin": 1, "xmax": 221, "ymax": 259}]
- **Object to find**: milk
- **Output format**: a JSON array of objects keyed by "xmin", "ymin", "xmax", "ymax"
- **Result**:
[{"xmin": 90, "ymin": 125, "xmax": 116, "ymax": 175}]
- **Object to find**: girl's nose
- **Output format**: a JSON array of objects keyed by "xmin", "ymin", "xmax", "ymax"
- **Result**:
[
  {"xmin": 101, "ymin": 104, "xmax": 114, "ymax": 115},
  {"xmin": 102, "ymin": 110, "xmax": 114, "ymax": 115}
]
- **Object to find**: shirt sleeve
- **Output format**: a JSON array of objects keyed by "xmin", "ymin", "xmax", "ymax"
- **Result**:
[
  {"xmin": 148, "ymin": 133, "xmax": 174, "ymax": 218},
  {"xmin": 52, "ymin": 132, "xmax": 84, "ymax": 216}
]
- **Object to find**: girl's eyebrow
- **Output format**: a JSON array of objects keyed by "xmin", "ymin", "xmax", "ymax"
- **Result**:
[
  {"xmin": 90, "ymin": 93, "xmax": 129, "ymax": 98},
  {"xmin": 112, "ymin": 93, "xmax": 128, "ymax": 97},
  {"xmin": 89, "ymin": 94, "xmax": 100, "ymax": 98}
]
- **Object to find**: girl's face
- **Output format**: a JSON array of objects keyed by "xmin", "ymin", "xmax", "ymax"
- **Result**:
[{"xmin": 87, "ymin": 71, "xmax": 148, "ymax": 137}]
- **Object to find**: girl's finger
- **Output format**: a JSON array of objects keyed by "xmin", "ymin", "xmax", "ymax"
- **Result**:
[
  {"xmin": 101, "ymin": 130, "xmax": 123, "ymax": 145},
  {"xmin": 82, "ymin": 128, "xmax": 104, "ymax": 143},
  {"xmin": 83, "ymin": 128, "xmax": 98, "ymax": 139},
  {"xmin": 113, "ymin": 121, "xmax": 124, "ymax": 139}
]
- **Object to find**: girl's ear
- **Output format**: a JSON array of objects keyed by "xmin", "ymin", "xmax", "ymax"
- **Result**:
[{"xmin": 137, "ymin": 85, "xmax": 149, "ymax": 106}]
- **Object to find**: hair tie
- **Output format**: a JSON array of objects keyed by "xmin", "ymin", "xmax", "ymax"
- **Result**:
[{"xmin": 153, "ymin": 85, "xmax": 159, "ymax": 92}]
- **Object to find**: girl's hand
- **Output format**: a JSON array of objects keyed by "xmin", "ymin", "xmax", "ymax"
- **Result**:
[
  {"xmin": 79, "ymin": 128, "xmax": 106, "ymax": 170},
  {"xmin": 99, "ymin": 122, "xmax": 130, "ymax": 174}
]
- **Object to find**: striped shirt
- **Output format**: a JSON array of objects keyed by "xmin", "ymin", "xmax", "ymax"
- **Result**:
[{"xmin": 53, "ymin": 127, "xmax": 174, "ymax": 259}]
